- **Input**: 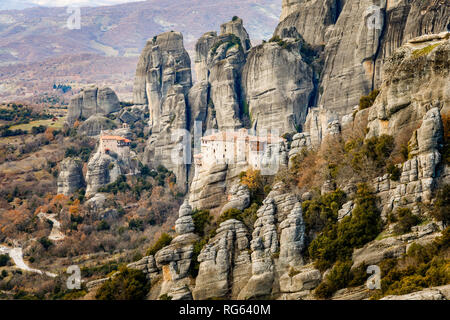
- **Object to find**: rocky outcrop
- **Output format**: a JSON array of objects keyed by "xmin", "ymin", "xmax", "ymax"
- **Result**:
[
  {"xmin": 154, "ymin": 200, "xmax": 199, "ymax": 300},
  {"xmin": 189, "ymin": 163, "xmax": 249, "ymax": 211},
  {"xmin": 220, "ymin": 17, "xmax": 252, "ymax": 52},
  {"xmin": 352, "ymin": 237, "xmax": 406, "ymax": 268},
  {"xmin": 118, "ymin": 105, "xmax": 147, "ymax": 125},
  {"xmin": 143, "ymin": 84, "xmax": 190, "ymax": 191},
  {"xmin": 194, "ymin": 32, "xmax": 218, "ymax": 83},
  {"xmin": 189, "ymin": 18, "xmax": 253, "ymax": 133},
  {"xmin": 208, "ymin": 34, "xmax": 246, "ymax": 131},
  {"xmin": 193, "ymin": 219, "xmax": 251, "ymax": 300},
  {"xmin": 85, "ymin": 151, "xmax": 122, "ymax": 197},
  {"xmin": 381, "ymin": 285, "xmax": 450, "ymax": 300},
  {"xmin": 57, "ymin": 158, "xmax": 85, "ymax": 195},
  {"xmin": 277, "ymin": 0, "xmax": 449, "ymax": 118},
  {"xmin": 133, "ymin": 31, "xmax": 192, "ymax": 106},
  {"xmin": 133, "ymin": 31, "xmax": 192, "ymax": 191},
  {"xmin": 85, "ymin": 130, "xmax": 138, "ymax": 196},
  {"xmin": 77, "ymin": 115, "xmax": 117, "ymax": 137},
  {"xmin": 239, "ymin": 198, "xmax": 278, "ymax": 299},
  {"xmin": 220, "ymin": 184, "xmax": 251, "ymax": 215},
  {"xmin": 303, "ymin": 105, "xmax": 340, "ymax": 147},
  {"xmin": 276, "ymin": 0, "xmax": 342, "ymax": 46},
  {"xmin": 278, "ymin": 264, "xmax": 321, "ymax": 299},
  {"xmin": 127, "ymin": 255, "xmax": 159, "ymax": 279},
  {"xmin": 67, "ymin": 86, "xmax": 121, "ymax": 125},
  {"xmin": 242, "ymin": 40, "xmax": 314, "ymax": 134},
  {"xmin": 288, "ymin": 132, "xmax": 312, "ymax": 164},
  {"xmin": 366, "ymin": 36, "xmax": 449, "ymax": 216},
  {"xmin": 279, "ymin": 202, "xmax": 305, "ymax": 269}
]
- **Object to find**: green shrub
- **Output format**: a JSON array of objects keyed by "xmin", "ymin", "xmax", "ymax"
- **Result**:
[
  {"xmin": 98, "ymin": 175, "xmax": 130, "ymax": 195},
  {"xmin": 128, "ymin": 219, "xmax": 144, "ymax": 231},
  {"xmin": 217, "ymin": 208, "xmax": 243, "ymax": 225},
  {"xmin": 359, "ymin": 89, "xmax": 380, "ymax": 110},
  {"xmin": 159, "ymin": 293, "xmax": 173, "ymax": 300},
  {"xmin": 38, "ymin": 237, "xmax": 53, "ymax": 250},
  {"xmin": 95, "ymin": 266, "xmax": 150, "ymax": 300},
  {"xmin": 372, "ymin": 229, "xmax": 450, "ymax": 299},
  {"xmin": 97, "ymin": 220, "xmax": 110, "ymax": 231},
  {"xmin": 412, "ymin": 43, "xmax": 440, "ymax": 59},
  {"xmin": 309, "ymin": 184, "xmax": 381, "ymax": 271},
  {"xmin": 192, "ymin": 209, "xmax": 213, "ymax": 237},
  {"xmin": 347, "ymin": 135, "xmax": 395, "ymax": 171},
  {"xmin": 302, "ymin": 189, "xmax": 347, "ymax": 234},
  {"xmin": 0, "ymin": 254, "xmax": 10, "ymax": 267},
  {"xmin": 393, "ymin": 208, "xmax": 421, "ymax": 235},
  {"xmin": 387, "ymin": 163, "xmax": 401, "ymax": 181},
  {"xmin": 431, "ymin": 184, "xmax": 450, "ymax": 225},
  {"xmin": 146, "ymin": 233, "xmax": 173, "ymax": 256}
]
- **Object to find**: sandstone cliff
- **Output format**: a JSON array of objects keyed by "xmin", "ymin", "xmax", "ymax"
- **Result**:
[
  {"xmin": 275, "ymin": 0, "xmax": 450, "ymax": 118},
  {"xmin": 67, "ymin": 86, "xmax": 121, "ymax": 125},
  {"xmin": 133, "ymin": 31, "xmax": 192, "ymax": 191},
  {"xmin": 57, "ymin": 158, "xmax": 85, "ymax": 196},
  {"xmin": 242, "ymin": 40, "xmax": 314, "ymax": 134}
]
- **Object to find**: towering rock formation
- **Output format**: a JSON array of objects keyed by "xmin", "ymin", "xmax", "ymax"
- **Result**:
[
  {"xmin": 193, "ymin": 219, "xmax": 251, "ymax": 300},
  {"xmin": 276, "ymin": 0, "xmax": 342, "ymax": 46},
  {"xmin": 366, "ymin": 34, "xmax": 449, "ymax": 217},
  {"xmin": 133, "ymin": 31, "xmax": 192, "ymax": 191},
  {"xmin": 242, "ymin": 39, "xmax": 314, "ymax": 134},
  {"xmin": 207, "ymin": 33, "xmax": 247, "ymax": 131},
  {"xmin": 57, "ymin": 158, "xmax": 85, "ymax": 196},
  {"xmin": 239, "ymin": 197, "xmax": 278, "ymax": 299},
  {"xmin": 188, "ymin": 17, "xmax": 252, "ymax": 133},
  {"xmin": 154, "ymin": 200, "xmax": 199, "ymax": 300},
  {"xmin": 85, "ymin": 128, "xmax": 138, "ymax": 197},
  {"xmin": 220, "ymin": 17, "xmax": 252, "ymax": 52},
  {"xmin": 275, "ymin": 0, "xmax": 450, "ymax": 119},
  {"xmin": 67, "ymin": 86, "xmax": 121, "ymax": 125}
]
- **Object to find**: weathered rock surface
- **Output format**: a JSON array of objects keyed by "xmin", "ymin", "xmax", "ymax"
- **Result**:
[
  {"xmin": 352, "ymin": 237, "xmax": 406, "ymax": 268},
  {"xmin": 220, "ymin": 17, "xmax": 251, "ymax": 52},
  {"xmin": 278, "ymin": 0, "xmax": 449, "ymax": 118},
  {"xmin": 175, "ymin": 200, "xmax": 195, "ymax": 235},
  {"xmin": 242, "ymin": 40, "xmax": 314, "ymax": 134},
  {"xmin": 303, "ymin": 105, "xmax": 340, "ymax": 147},
  {"xmin": 127, "ymin": 255, "xmax": 159, "ymax": 279},
  {"xmin": 276, "ymin": 0, "xmax": 342, "ymax": 46},
  {"xmin": 381, "ymin": 285, "xmax": 450, "ymax": 300},
  {"xmin": 193, "ymin": 219, "xmax": 251, "ymax": 300},
  {"xmin": 194, "ymin": 32, "xmax": 219, "ymax": 82},
  {"xmin": 208, "ymin": 35, "xmax": 246, "ymax": 131},
  {"xmin": 279, "ymin": 264, "xmax": 321, "ymax": 295},
  {"xmin": 143, "ymin": 84, "xmax": 190, "ymax": 191},
  {"xmin": 279, "ymin": 202, "xmax": 305, "ymax": 268},
  {"xmin": 77, "ymin": 115, "xmax": 117, "ymax": 137},
  {"xmin": 133, "ymin": 31, "xmax": 192, "ymax": 106},
  {"xmin": 239, "ymin": 198, "xmax": 278, "ymax": 299},
  {"xmin": 288, "ymin": 132, "xmax": 312, "ymax": 163},
  {"xmin": 154, "ymin": 201, "xmax": 199, "ymax": 300},
  {"xmin": 220, "ymin": 184, "xmax": 251, "ymax": 215},
  {"xmin": 366, "ymin": 36, "xmax": 449, "ymax": 216},
  {"xmin": 57, "ymin": 158, "xmax": 85, "ymax": 195},
  {"xmin": 85, "ymin": 151, "xmax": 122, "ymax": 197},
  {"xmin": 67, "ymin": 86, "xmax": 121, "ymax": 125},
  {"xmin": 189, "ymin": 163, "xmax": 249, "ymax": 211},
  {"xmin": 133, "ymin": 31, "xmax": 192, "ymax": 191}
]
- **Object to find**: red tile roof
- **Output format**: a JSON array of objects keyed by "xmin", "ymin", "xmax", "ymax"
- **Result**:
[{"xmin": 101, "ymin": 135, "xmax": 131, "ymax": 143}]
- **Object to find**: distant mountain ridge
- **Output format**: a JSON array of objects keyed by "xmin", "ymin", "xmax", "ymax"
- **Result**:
[
  {"xmin": 0, "ymin": 0, "xmax": 281, "ymax": 65},
  {"xmin": 0, "ymin": 0, "xmax": 281, "ymax": 103}
]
